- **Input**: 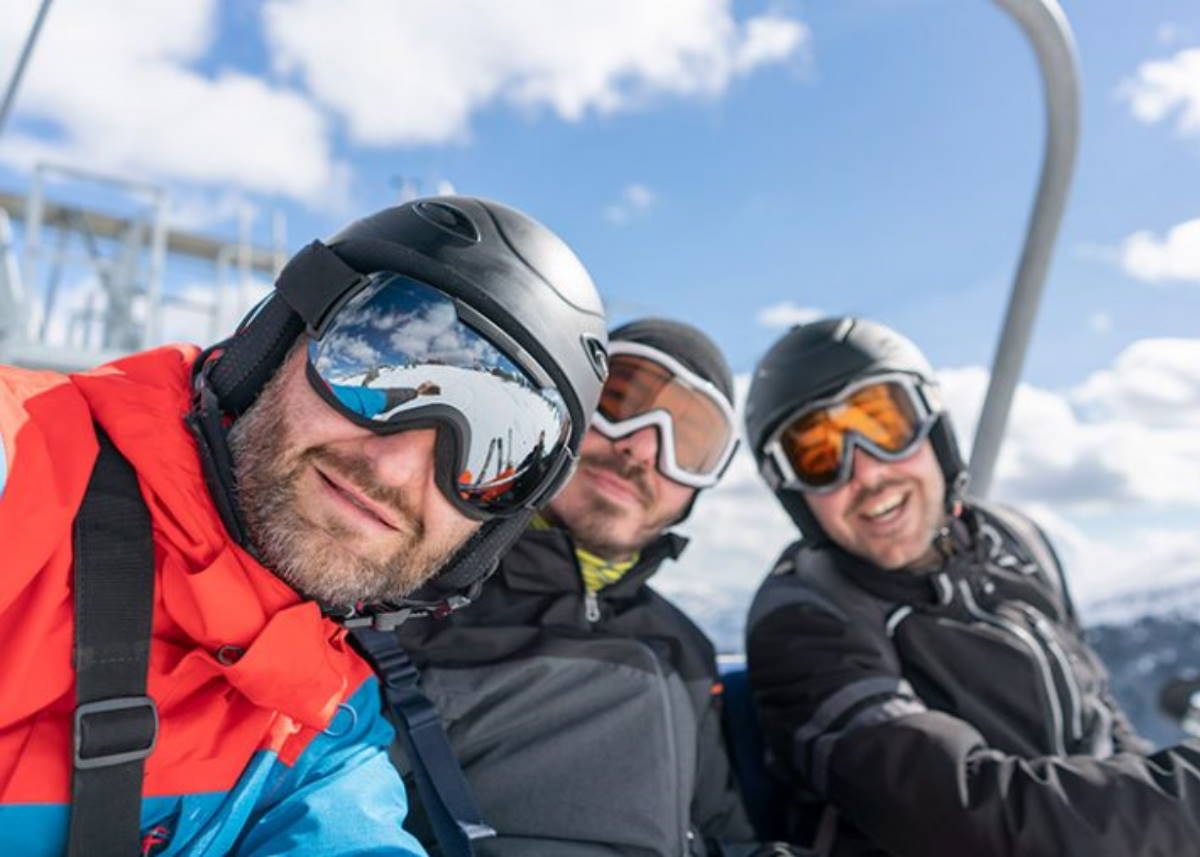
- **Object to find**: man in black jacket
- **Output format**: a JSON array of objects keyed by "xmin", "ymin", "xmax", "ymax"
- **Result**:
[
  {"xmin": 742, "ymin": 317, "xmax": 1200, "ymax": 857},
  {"xmin": 395, "ymin": 318, "xmax": 793, "ymax": 856}
]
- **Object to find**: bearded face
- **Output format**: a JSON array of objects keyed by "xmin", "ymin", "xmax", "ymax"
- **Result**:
[
  {"xmin": 228, "ymin": 343, "xmax": 479, "ymax": 605},
  {"xmin": 547, "ymin": 426, "xmax": 695, "ymax": 561}
]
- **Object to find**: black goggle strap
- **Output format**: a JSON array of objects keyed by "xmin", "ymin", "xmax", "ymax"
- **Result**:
[
  {"xmin": 204, "ymin": 241, "xmax": 364, "ymax": 418},
  {"xmin": 274, "ymin": 240, "xmax": 368, "ymax": 337}
]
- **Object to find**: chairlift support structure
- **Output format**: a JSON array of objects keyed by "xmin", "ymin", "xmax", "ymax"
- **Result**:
[
  {"xmin": 969, "ymin": 0, "xmax": 1081, "ymax": 497},
  {"xmin": 0, "ymin": 165, "xmax": 286, "ymax": 373}
]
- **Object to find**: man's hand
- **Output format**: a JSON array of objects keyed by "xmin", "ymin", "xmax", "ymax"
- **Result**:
[{"xmin": 416, "ymin": 381, "xmax": 441, "ymax": 396}]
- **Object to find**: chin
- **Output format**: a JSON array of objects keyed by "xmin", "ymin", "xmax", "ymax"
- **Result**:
[{"xmin": 867, "ymin": 542, "xmax": 924, "ymax": 571}]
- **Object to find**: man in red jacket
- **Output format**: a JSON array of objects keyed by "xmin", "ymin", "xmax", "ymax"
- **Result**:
[{"xmin": 0, "ymin": 196, "xmax": 608, "ymax": 857}]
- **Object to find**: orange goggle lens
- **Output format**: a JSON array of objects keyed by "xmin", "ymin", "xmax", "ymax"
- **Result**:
[
  {"xmin": 598, "ymin": 354, "xmax": 732, "ymax": 474},
  {"xmin": 777, "ymin": 380, "xmax": 923, "ymax": 487}
]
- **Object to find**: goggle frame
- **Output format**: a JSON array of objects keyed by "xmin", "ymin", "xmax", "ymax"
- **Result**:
[
  {"xmin": 304, "ymin": 270, "xmax": 575, "ymax": 519},
  {"xmin": 762, "ymin": 371, "xmax": 941, "ymax": 494},
  {"xmin": 591, "ymin": 341, "xmax": 738, "ymax": 490}
]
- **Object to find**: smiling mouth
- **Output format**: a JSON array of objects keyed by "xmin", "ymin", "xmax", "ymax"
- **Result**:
[
  {"xmin": 315, "ymin": 466, "xmax": 401, "ymax": 531},
  {"xmin": 857, "ymin": 489, "xmax": 910, "ymax": 525},
  {"xmin": 586, "ymin": 465, "xmax": 645, "ymax": 506}
]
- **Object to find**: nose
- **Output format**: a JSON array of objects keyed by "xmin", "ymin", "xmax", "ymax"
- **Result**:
[
  {"xmin": 363, "ymin": 428, "xmax": 439, "ymax": 495},
  {"xmin": 612, "ymin": 425, "xmax": 660, "ymax": 470},
  {"xmin": 848, "ymin": 445, "xmax": 888, "ymax": 489}
]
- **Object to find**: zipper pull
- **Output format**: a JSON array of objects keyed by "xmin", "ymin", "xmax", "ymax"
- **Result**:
[{"xmin": 584, "ymin": 589, "xmax": 601, "ymax": 623}]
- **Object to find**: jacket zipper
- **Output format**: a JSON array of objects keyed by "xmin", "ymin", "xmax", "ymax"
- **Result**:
[
  {"xmin": 956, "ymin": 579, "xmax": 1068, "ymax": 755},
  {"xmin": 584, "ymin": 589, "xmax": 601, "ymax": 623},
  {"xmin": 1016, "ymin": 603, "xmax": 1084, "ymax": 744}
]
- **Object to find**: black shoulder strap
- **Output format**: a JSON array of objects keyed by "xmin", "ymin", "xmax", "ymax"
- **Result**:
[
  {"xmin": 69, "ymin": 427, "xmax": 158, "ymax": 857},
  {"xmin": 351, "ymin": 627, "xmax": 495, "ymax": 857}
]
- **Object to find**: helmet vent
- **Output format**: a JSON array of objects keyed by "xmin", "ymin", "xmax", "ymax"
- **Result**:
[{"xmin": 414, "ymin": 200, "xmax": 482, "ymax": 244}]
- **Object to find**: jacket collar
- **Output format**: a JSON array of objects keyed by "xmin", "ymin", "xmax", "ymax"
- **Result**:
[
  {"xmin": 498, "ymin": 524, "xmax": 688, "ymax": 599},
  {"xmin": 819, "ymin": 509, "xmax": 982, "ymax": 607}
]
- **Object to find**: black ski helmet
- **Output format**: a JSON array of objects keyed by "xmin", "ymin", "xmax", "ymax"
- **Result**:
[
  {"xmin": 744, "ymin": 317, "xmax": 967, "ymax": 542},
  {"xmin": 187, "ymin": 196, "xmax": 609, "ymax": 622}
]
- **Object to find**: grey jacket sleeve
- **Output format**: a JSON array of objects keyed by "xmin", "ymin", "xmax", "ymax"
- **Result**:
[{"xmin": 749, "ymin": 597, "xmax": 1200, "ymax": 857}]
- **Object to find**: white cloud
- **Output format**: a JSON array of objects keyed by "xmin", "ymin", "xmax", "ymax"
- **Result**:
[
  {"xmin": 1120, "ymin": 217, "xmax": 1200, "ymax": 283},
  {"xmin": 655, "ymin": 341, "xmax": 1200, "ymax": 649},
  {"xmin": 756, "ymin": 300, "xmax": 823, "ymax": 328},
  {"xmin": 1018, "ymin": 502, "xmax": 1200, "ymax": 617},
  {"xmin": 939, "ymin": 353, "xmax": 1200, "ymax": 509},
  {"xmin": 0, "ymin": 0, "xmax": 342, "ymax": 205},
  {"xmin": 1119, "ymin": 47, "xmax": 1200, "ymax": 136},
  {"xmin": 262, "ymin": 0, "xmax": 809, "ymax": 146},
  {"xmin": 1072, "ymin": 338, "xmax": 1200, "ymax": 428},
  {"xmin": 604, "ymin": 183, "xmax": 657, "ymax": 225}
]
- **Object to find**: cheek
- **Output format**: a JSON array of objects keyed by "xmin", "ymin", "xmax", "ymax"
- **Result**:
[
  {"xmin": 649, "ymin": 473, "xmax": 696, "ymax": 524},
  {"xmin": 578, "ymin": 429, "xmax": 611, "ymax": 458},
  {"xmin": 280, "ymin": 358, "xmax": 353, "ymax": 450},
  {"xmin": 424, "ymin": 481, "xmax": 480, "ymax": 543},
  {"xmin": 804, "ymin": 489, "xmax": 851, "ymax": 532}
]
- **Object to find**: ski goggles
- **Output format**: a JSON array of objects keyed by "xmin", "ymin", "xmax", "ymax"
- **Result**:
[
  {"xmin": 762, "ymin": 373, "xmax": 940, "ymax": 493},
  {"xmin": 592, "ymin": 341, "xmax": 737, "ymax": 489},
  {"xmin": 306, "ymin": 271, "xmax": 573, "ymax": 518}
]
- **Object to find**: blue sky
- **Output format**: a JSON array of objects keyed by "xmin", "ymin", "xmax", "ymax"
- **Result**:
[
  {"xmin": 3, "ymin": 0, "xmax": 1199, "ymax": 643},
  {"xmin": 3, "ymin": 0, "xmax": 1195, "ymax": 381}
]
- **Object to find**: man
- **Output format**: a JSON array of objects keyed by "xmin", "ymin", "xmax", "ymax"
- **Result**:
[
  {"xmin": 396, "ymin": 319, "xmax": 798, "ymax": 856},
  {"xmin": 743, "ymin": 317, "xmax": 1200, "ymax": 857},
  {"xmin": 0, "ymin": 196, "xmax": 608, "ymax": 856}
]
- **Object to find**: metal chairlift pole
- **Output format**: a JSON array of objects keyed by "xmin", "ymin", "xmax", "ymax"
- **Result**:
[
  {"xmin": 0, "ymin": 0, "xmax": 55, "ymax": 141},
  {"xmin": 968, "ymin": 0, "xmax": 1080, "ymax": 498}
]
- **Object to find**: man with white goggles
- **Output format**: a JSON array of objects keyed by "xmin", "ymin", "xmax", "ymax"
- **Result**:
[
  {"xmin": 392, "ymin": 318, "xmax": 783, "ymax": 855},
  {"xmin": 761, "ymin": 372, "xmax": 941, "ymax": 493},
  {"xmin": 591, "ymin": 340, "xmax": 738, "ymax": 490},
  {"xmin": 306, "ymin": 269, "xmax": 575, "ymax": 519}
]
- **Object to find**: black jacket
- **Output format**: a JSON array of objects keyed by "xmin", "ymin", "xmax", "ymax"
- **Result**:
[
  {"xmin": 394, "ymin": 525, "xmax": 756, "ymax": 856},
  {"xmin": 746, "ymin": 500, "xmax": 1200, "ymax": 857}
]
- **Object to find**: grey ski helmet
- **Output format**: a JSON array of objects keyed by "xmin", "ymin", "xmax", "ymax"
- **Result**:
[
  {"xmin": 187, "ymin": 196, "xmax": 609, "ymax": 621},
  {"xmin": 744, "ymin": 317, "xmax": 967, "ymax": 542}
]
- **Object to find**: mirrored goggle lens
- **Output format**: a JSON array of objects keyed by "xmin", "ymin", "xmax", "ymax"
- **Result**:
[
  {"xmin": 777, "ymin": 380, "xmax": 923, "ymax": 487},
  {"xmin": 598, "ymin": 353, "xmax": 732, "ymax": 475},
  {"xmin": 308, "ymin": 273, "xmax": 571, "ymax": 512}
]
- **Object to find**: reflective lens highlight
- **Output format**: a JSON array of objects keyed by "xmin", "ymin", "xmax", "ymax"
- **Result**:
[
  {"xmin": 600, "ymin": 353, "xmax": 732, "ymax": 475},
  {"xmin": 775, "ymin": 379, "xmax": 925, "ymax": 489},
  {"xmin": 308, "ymin": 273, "xmax": 571, "ymax": 514}
]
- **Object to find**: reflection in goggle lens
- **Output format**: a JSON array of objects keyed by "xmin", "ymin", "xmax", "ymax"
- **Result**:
[{"xmin": 308, "ymin": 273, "xmax": 571, "ymax": 512}]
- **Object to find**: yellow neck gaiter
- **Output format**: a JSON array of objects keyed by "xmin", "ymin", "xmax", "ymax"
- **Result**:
[{"xmin": 531, "ymin": 514, "xmax": 639, "ymax": 593}]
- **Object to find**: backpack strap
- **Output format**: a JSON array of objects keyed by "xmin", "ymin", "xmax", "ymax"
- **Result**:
[
  {"xmin": 69, "ymin": 427, "xmax": 158, "ymax": 857},
  {"xmin": 351, "ymin": 627, "xmax": 495, "ymax": 857}
]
